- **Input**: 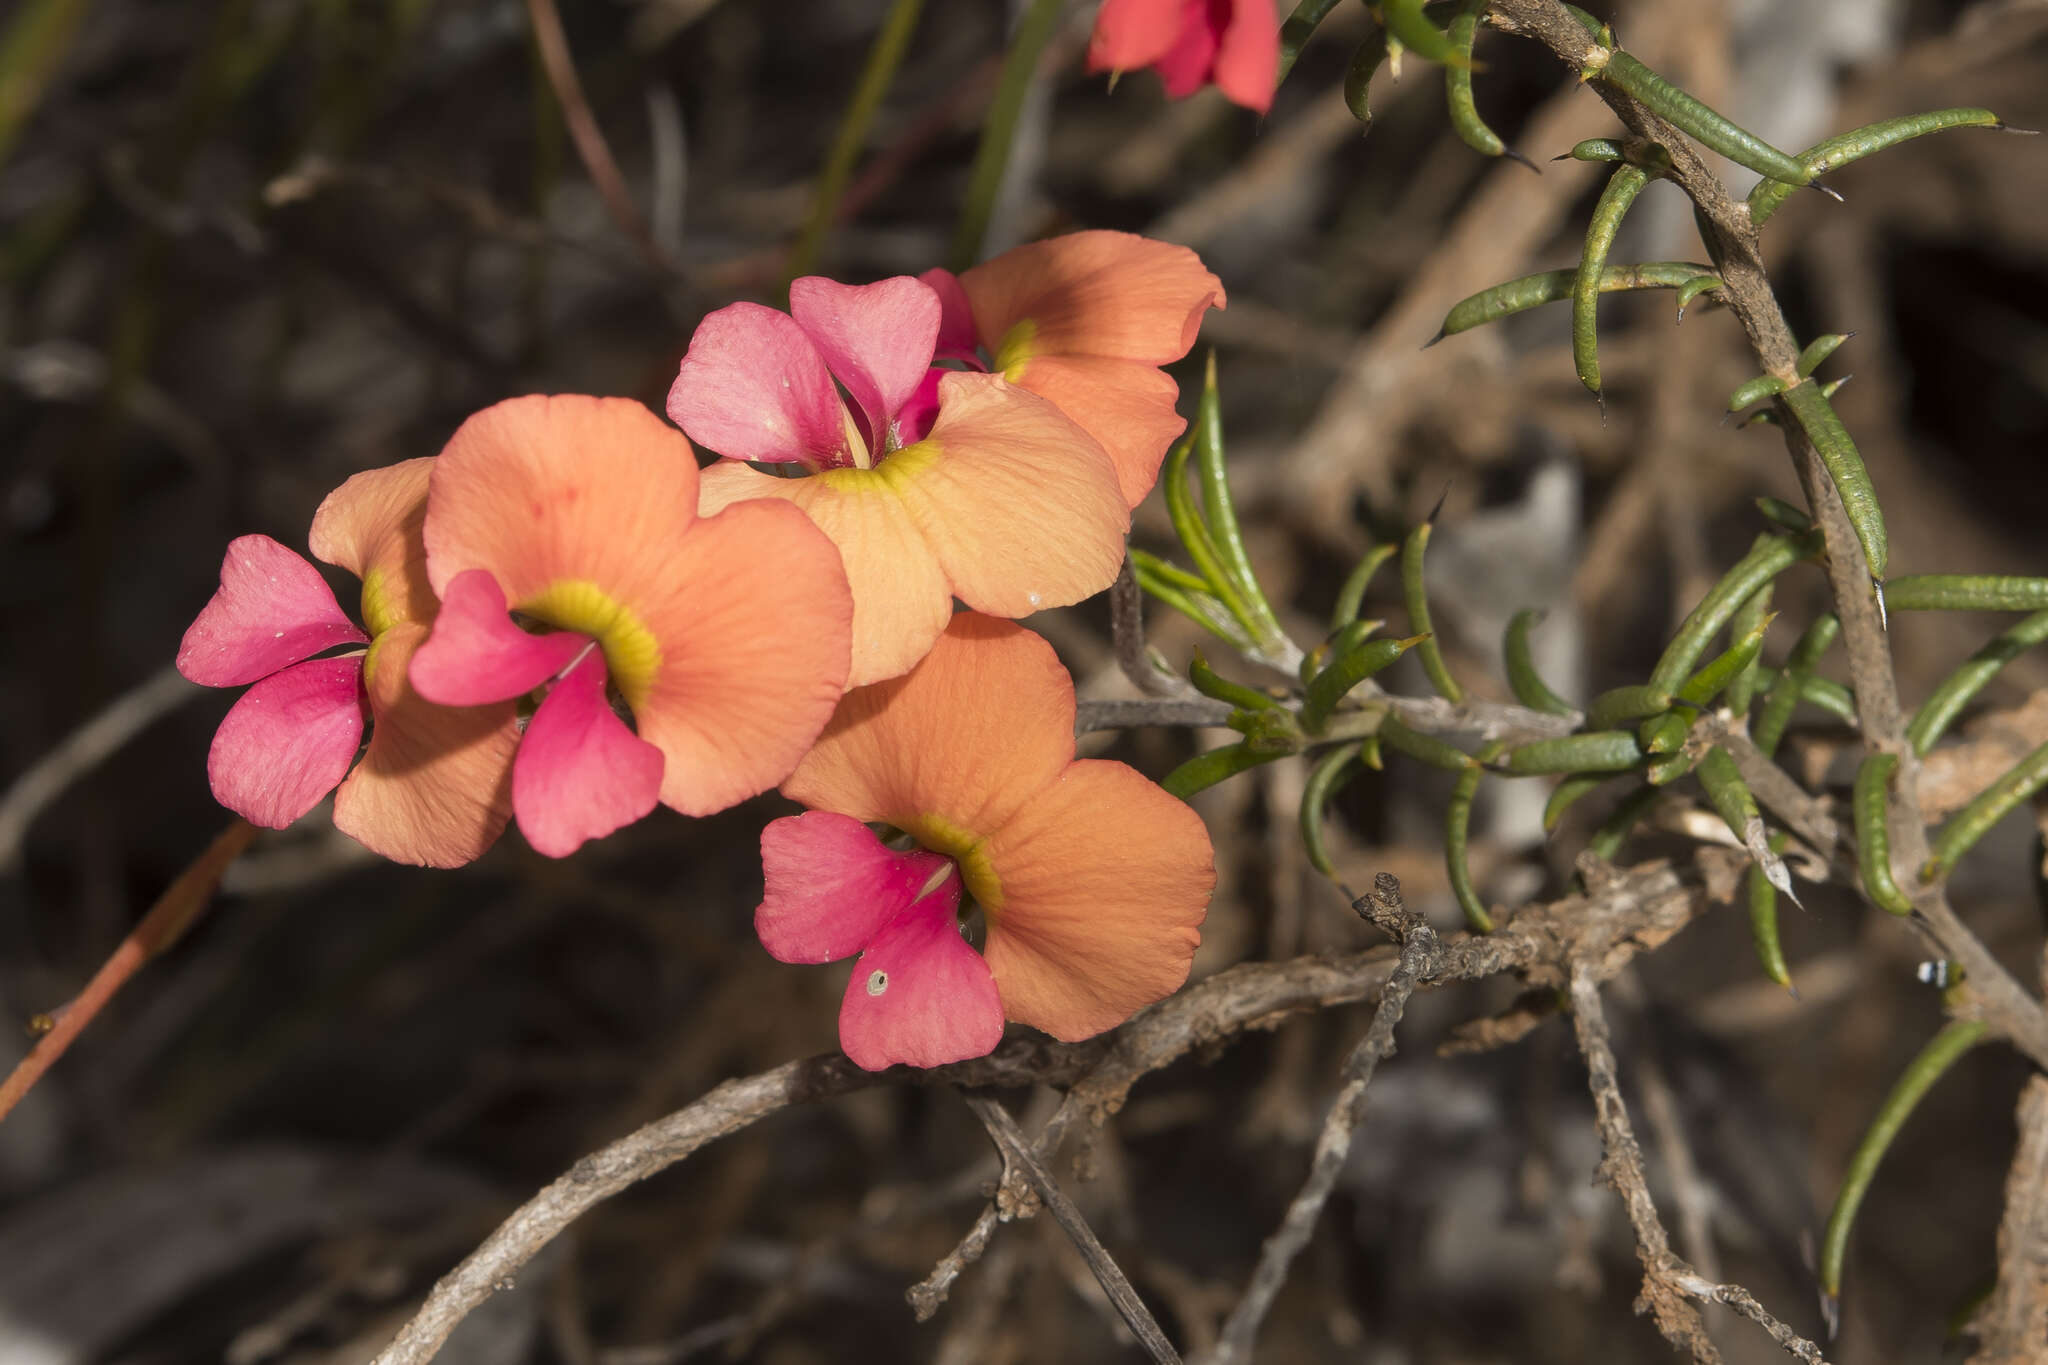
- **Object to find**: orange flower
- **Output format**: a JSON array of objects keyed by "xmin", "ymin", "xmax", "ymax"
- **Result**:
[
  {"xmin": 178, "ymin": 460, "xmax": 519, "ymax": 867},
  {"xmin": 920, "ymin": 230, "xmax": 1226, "ymax": 508},
  {"xmin": 675, "ymin": 277, "xmax": 1130, "ymax": 688},
  {"xmin": 410, "ymin": 395, "xmax": 853, "ymax": 855},
  {"xmin": 754, "ymin": 613, "xmax": 1214, "ymax": 1069}
]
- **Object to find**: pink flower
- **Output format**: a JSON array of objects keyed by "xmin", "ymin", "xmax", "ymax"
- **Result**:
[
  {"xmin": 1089, "ymin": 0, "xmax": 1281, "ymax": 115},
  {"xmin": 177, "ymin": 460, "xmax": 519, "ymax": 867},
  {"xmin": 755, "ymin": 614, "xmax": 1215, "ymax": 1070},
  {"xmin": 670, "ymin": 277, "xmax": 1129, "ymax": 688},
  {"xmin": 408, "ymin": 394, "xmax": 854, "ymax": 858}
]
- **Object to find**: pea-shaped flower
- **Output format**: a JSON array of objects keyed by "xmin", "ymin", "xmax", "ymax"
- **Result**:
[
  {"xmin": 670, "ymin": 276, "xmax": 1132, "ymax": 687},
  {"xmin": 408, "ymin": 394, "xmax": 854, "ymax": 856},
  {"xmin": 754, "ymin": 613, "xmax": 1215, "ymax": 1070},
  {"xmin": 918, "ymin": 230, "xmax": 1226, "ymax": 509},
  {"xmin": 177, "ymin": 459, "xmax": 519, "ymax": 867}
]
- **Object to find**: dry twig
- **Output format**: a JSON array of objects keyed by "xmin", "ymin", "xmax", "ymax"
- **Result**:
[
  {"xmin": 1201, "ymin": 874, "xmax": 1438, "ymax": 1365},
  {"xmin": 525, "ymin": 0, "xmax": 677, "ymax": 276},
  {"xmin": 0, "ymin": 819, "xmax": 255, "ymax": 1125},
  {"xmin": 1568, "ymin": 965, "xmax": 1831, "ymax": 1364},
  {"xmin": 0, "ymin": 665, "xmax": 198, "ymax": 872},
  {"xmin": 963, "ymin": 1093, "xmax": 1182, "ymax": 1364}
]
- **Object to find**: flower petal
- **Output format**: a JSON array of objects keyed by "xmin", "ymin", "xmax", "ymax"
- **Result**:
[
  {"xmin": 178, "ymin": 535, "xmax": 368, "ymax": 687},
  {"xmin": 756, "ymin": 811, "xmax": 952, "ymax": 964},
  {"xmin": 307, "ymin": 458, "xmax": 438, "ymax": 632},
  {"xmin": 783, "ymin": 613, "xmax": 1075, "ymax": 837},
  {"xmin": 1010, "ymin": 353, "xmax": 1187, "ymax": 508},
  {"xmin": 512, "ymin": 650, "xmax": 664, "ymax": 857},
  {"xmin": 628, "ymin": 496, "xmax": 855, "ymax": 815},
  {"xmin": 1152, "ymin": 2, "xmax": 1224, "ymax": 99},
  {"xmin": 894, "ymin": 367, "xmax": 946, "ymax": 449},
  {"xmin": 408, "ymin": 569, "xmax": 586, "ymax": 707},
  {"xmin": 425, "ymin": 394, "xmax": 703, "ymax": 610},
  {"xmin": 666, "ymin": 303, "xmax": 848, "ymax": 466},
  {"xmin": 960, "ymin": 230, "xmax": 1225, "ymax": 366},
  {"xmin": 893, "ymin": 373, "xmax": 1128, "ymax": 617},
  {"xmin": 789, "ymin": 276, "xmax": 940, "ymax": 451},
  {"xmin": 837, "ymin": 884, "xmax": 1002, "ymax": 1071},
  {"xmin": 1086, "ymin": 0, "xmax": 1186, "ymax": 72},
  {"xmin": 699, "ymin": 461, "xmax": 945, "ymax": 690},
  {"xmin": 206, "ymin": 656, "xmax": 366, "ymax": 829},
  {"xmin": 1212, "ymin": 0, "xmax": 1280, "ymax": 113},
  {"xmin": 918, "ymin": 268, "xmax": 981, "ymax": 362},
  {"xmin": 980, "ymin": 759, "xmax": 1213, "ymax": 1040},
  {"xmin": 333, "ymin": 621, "xmax": 517, "ymax": 868}
]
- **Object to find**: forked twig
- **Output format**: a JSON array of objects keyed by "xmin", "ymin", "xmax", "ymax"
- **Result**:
[
  {"xmin": 1203, "ymin": 875, "xmax": 1439, "ymax": 1365},
  {"xmin": 963, "ymin": 1093, "xmax": 1182, "ymax": 1364},
  {"xmin": 1568, "ymin": 965, "xmax": 1829, "ymax": 1364}
]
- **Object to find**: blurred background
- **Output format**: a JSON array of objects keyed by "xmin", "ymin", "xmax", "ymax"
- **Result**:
[{"xmin": 3, "ymin": 0, "xmax": 2047, "ymax": 1360}]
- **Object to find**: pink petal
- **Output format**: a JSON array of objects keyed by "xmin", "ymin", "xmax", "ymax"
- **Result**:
[
  {"xmin": 918, "ymin": 268, "xmax": 982, "ymax": 362},
  {"xmin": 408, "ymin": 569, "xmax": 586, "ymax": 707},
  {"xmin": 667, "ymin": 302, "xmax": 849, "ymax": 466},
  {"xmin": 178, "ymin": 535, "xmax": 368, "ymax": 687},
  {"xmin": 1088, "ymin": 0, "xmax": 1186, "ymax": 72},
  {"xmin": 1153, "ymin": 0, "xmax": 1224, "ymax": 99},
  {"xmin": 895, "ymin": 367, "xmax": 945, "ymax": 449},
  {"xmin": 512, "ymin": 650, "xmax": 664, "ymax": 857},
  {"xmin": 206, "ymin": 656, "xmax": 366, "ymax": 829},
  {"xmin": 837, "ymin": 883, "xmax": 1003, "ymax": 1071},
  {"xmin": 789, "ymin": 276, "xmax": 941, "ymax": 453},
  {"xmin": 1213, "ymin": 0, "xmax": 1279, "ymax": 113},
  {"xmin": 756, "ymin": 812, "xmax": 954, "ymax": 964}
]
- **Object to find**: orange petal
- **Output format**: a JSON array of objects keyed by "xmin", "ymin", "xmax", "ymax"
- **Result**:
[
  {"xmin": 631, "ymin": 497, "xmax": 854, "ymax": 816},
  {"xmin": 784, "ymin": 613, "xmax": 1075, "ymax": 837},
  {"xmin": 423, "ymin": 394, "xmax": 700, "ymax": 611},
  {"xmin": 701, "ymin": 460, "xmax": 951, "ymax": 689},
  {"xmin": 980, "ymin": 760, "xmax": 1213, "ymax": 1040},
  {"xmin": 333, "ymin": 621, "xmax": 517, "ymax": 868},
  {"xmin": 960, "ymin": 230, "xmax": 1225, "ymax": 366},
  {"xmin": 1011, "ymin": 354, "xmax": 1186, "ymax": 508},
  {"xmin": 308, "ymin": 458, "xmax": 438, "ymax": 632},
  {"xmin": 893, "ymin": 373, "xmax": 1128, "ymax": 618}
]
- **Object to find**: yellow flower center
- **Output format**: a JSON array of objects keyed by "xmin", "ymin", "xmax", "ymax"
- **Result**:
[
  {"xmin": 903, "ymin": 812, "xmax": 1004, "ymax": 915},
  {"xmin": 516, "ymin": 579, "xmax": 661, "ymax": 712},
  {"xmin": 815, "ymin": 436, "xmax": 939, "ymax": 490},
  {"xmin": 993, "ymin": 318, "xmax": 1038, "ymax": 381},
  {"xmin": 359, "ymin": 568, "xmax": 404, "ymax": 639}
]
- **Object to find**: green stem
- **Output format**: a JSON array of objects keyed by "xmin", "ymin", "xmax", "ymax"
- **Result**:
[
  {"xmin": 948, "ymin": 0, "xmax": 1063, "ymax": 271},
  {"xmin": 786, "ymin": 0, "xmax": 927, "ymax": 285},
  {"xmin": 1820, "ymin": 1020, "xmax": 1987, "ymax": 1301}
]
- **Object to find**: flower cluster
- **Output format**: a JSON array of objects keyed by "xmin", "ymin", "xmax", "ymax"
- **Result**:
[{"xmin": 179, "ymin": 231, "xmax": 1223, "ymax": 1069}]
